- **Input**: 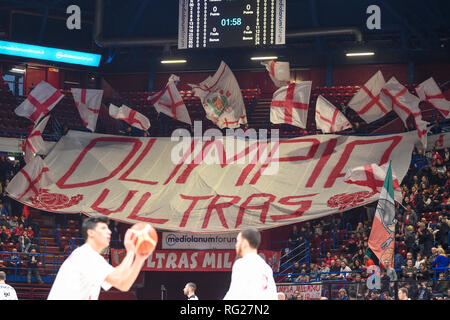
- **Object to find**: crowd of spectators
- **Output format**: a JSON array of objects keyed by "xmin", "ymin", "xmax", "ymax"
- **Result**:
[
  {"xmin": 283, "ymin": 146, "xmax": 450, "ymax": 300},
  {"xmin": 0, "ymin": 155, "xmax": 44, "ymax": 284}
]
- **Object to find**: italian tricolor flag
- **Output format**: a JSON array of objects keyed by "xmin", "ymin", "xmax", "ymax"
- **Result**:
[{"xmin": 368, "ymin": 162, "xmax": 397, "ymax": 268}]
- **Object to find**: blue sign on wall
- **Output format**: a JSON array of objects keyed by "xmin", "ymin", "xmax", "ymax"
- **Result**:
[{"xmin": 0, "ymin": 41, "xmax": 101, "ymax": 67}]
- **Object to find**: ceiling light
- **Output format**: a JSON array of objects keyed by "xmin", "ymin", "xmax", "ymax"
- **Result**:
[
  {"xmin": 161, "ymin": 59, "xmax": 187, "ymax": 64},
  {"xmin": 346, "ymin": 52, "xmax": 375, "ymax": 57},
  {"xmin": 251, "ymin": 56, "xmax": 278, "ymax": 61},
  {"xmin": 10, "ymin": 67, "xmax": 25, "ymax": 73}
]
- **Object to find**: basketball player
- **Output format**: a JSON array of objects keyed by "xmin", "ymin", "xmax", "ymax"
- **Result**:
[
  {"xmin": 48, "ymin": 215, "xmax": 153, "ymax": 300},
  {"xmin": 223, "ymin": 228, "xmax": 278, "ymax": 300},
  {"xmin": 0, "ymin": 271, "xmax": 18, "ymax": 300},
  {"xmin": 183, "ymin": 282, "xmax": 199, "ymax": 300}
]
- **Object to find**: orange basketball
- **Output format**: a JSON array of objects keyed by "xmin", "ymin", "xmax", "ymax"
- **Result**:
[{"xmin": 130, "ymin": 222, "xmax": 158, "ymax": 256}]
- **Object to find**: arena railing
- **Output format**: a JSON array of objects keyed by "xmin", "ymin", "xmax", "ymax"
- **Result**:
[{"xmin": 270, "ymin": 240, "xmax": 310, "ymax": 278}]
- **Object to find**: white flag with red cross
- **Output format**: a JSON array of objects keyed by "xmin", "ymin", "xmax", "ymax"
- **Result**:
[
  {"xmin": 348, "ymin": 71, "xmax": 390, "ymax": 123},
  {"xmin": 109, "ymin": 104, "xmax": 151, "ymax": 131},
  {"xmin": 71, "ymin": 88, "xmax": 104, "ymax": 132},
  {"xmin": 22, "ymin": 115, "xmax": 50, "ymax": 164},
  {"xmin": 6, "ymin": 155, "xmax": 53, "ymax": 201},
  {"xmin": 189, "ymin": 61, "xmax": 247, "ymax": 129},
  {"xmin": 344, "ymin": 162, "xmax": 402, "ymax": 203},
  {"xmin": 261, "ymin": 60, "xmax": 290, "ymax": 87},
  {"xmin": 415, "ymin": 77, "xmax": 450, "ymax": 119},
  {"xmin": 380, "ymin": 77, "xmax": 429, "ymax": 148},
  {"xmin": 15, "ymin": 81, "xmax": 64, "ymax": 124},
  {"xmin": 315, "ymin": 95, "xmax": 352, "ymax": 133},
  {"xmin": 270, "ymin": 81, "xmax": 311, "ymax": 128},
  {"xmin": 148, "ymin": 75, "xmax": 192, "ymax": 125}
]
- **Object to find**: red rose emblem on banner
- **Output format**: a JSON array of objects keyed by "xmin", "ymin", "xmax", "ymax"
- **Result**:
[
  {"xmin": 30, "ymin": 189, "xmax": 83, "ymax": 211},
  {"xmin": 327, "ymin": 191, "xmax": 376, "ymax": 211}
]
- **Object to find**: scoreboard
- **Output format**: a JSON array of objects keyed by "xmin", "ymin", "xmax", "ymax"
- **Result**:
[{"xmin": 178, "ymin": 0, "xmax": 286, "ymax": 49}]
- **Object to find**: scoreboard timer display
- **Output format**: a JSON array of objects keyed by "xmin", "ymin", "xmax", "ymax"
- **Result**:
[{"xmin": 178, "ymin": 0, "xmax": 286, "ymax": 49}]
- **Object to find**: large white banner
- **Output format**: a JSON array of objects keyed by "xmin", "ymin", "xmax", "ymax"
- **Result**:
[
  {"xmin": 162, "ymin": 232, "xmax": 238, "ymax": 249},
  {"xmin": 7, "ymin": 130, "xmax": 418, "ymax": 233}
]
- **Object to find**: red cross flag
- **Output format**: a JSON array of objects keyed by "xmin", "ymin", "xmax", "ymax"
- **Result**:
[
  {"xmin": 6, "ymin": 155, "xmax": 53, "ymax": 201},
  {"xmin": 344, "ymin": 162, "xmax": 402, "ymax": 203},
  {"xmin": 71, "ymin": 88, "xmax": 104, "ymax": 132},
  {"xmin": 148, "ymin": 75, "xmax": 192, "ymax": 125},
  {"xmin": 15, "ymin": 81, "xmax": 64, "ymax": 124},
  {"xmin": 380, "ymin": 77, "xmax": 429, "ymax": 148},
  {"xmin": 415, "ymin": 77, "xmax": 450, "ymax": 119},
  {"xmin": 189, "ymin": 61, "xmax": 247, "ymax": 129},
  {"xmin": 315, "ymin": 95, "xmax": 352, "ymax": 133},
  {"xmin": 23, "ymin": 115, "xmax": 50, "ymax": 164},
  {"xmin": 109, "ymin": 104, "xmax": 151, "ymax": 131},
  {"xmin": 270, "ymin": 81, "xmax": 311, "ymax": 128},
  {"xmin": 261, "ymin": 60, "xmax": 290, "ymax": 87},
  {"xmin": 348, "ymin": 71, "xmax": 390, "ymax": 123}
]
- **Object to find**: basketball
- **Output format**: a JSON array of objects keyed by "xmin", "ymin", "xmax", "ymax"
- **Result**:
[{"xmin": 130, "ymin": 222, "xmax": 158, "ymax": 256}]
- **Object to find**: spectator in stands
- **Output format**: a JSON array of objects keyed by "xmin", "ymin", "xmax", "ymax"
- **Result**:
[
  {"xmin": 12, "ymin": 223, "xmax": 24, "ymax": 243},
  {"xmin": 417, "ymin": 223, "xmax": 434, "ymax": 257},
  {"xmin": 430, "ymin": 247, "xmax": 439, "ymax": 262},
  {"xmin": 348, "ymin": 273, "xmax": 367, "ymax": 300},
  {"xmin": 0, "ymin": 225, "xmax": 12, "ymax": 244},
  {"xmin": 417, "ymin": 281, "xmax": 433, "ymax": 300},
  {"xmin": 404, "ymin": 281, "xmax": 418, "ymax": 300},
  {"xmin": 109, "ymin": 220, "xmax": 121, "ymax": 249},
  {"xmin": 394, "ymin": 251, "xmax": 406, "ymax": 269},
  {"xmin": 6, "ymin": 248, "xmax": 22, "ymax": 275},
  {"xmin": 414, "ymin": 252, "xmax": 426, "ymax": 269},
  {"xmin": 432, "ymin": 248, "xmax": 449, "ymax": 274},
  {"xmin": 402, "ymin": 259, "xmax": 417, "ymax": 281},
  {"xmin": 404, "ymin": 225, "xmax": 416, "ymax": 252},
  {"xmin": 352, "ymin": 248, "xmax": 365, "ymax": 265},
  {"xmin": 337, "ymin": 288, "xmax": 349, "ymax": 300},
  {"xmin": 416, "ymin": 263, "xmax": 432, "ymax": 282},
  {"xmin": 0, "ymin": 213, "xmax": 10, "ymax": 229},
  {"xmin": 319, "ymin": 261, "xmax": 330, "ymax": 280},
  {"xmin": 18, "ymin": 230, "xmax": 32, "ymax": 253},
  {"xmin": 8, "ymin": 216, "xmax": 18, "ymax": 231},
  {"xmin": 288, "ymin": 290, "xmax": 299, "ymax": 300},
  {"xmin": 295, "ymin": 268, "xmax": 309, "ymax": 283},
  {"xmin": 26, "ymin": 248, "xmax": 43, "ymax": 284},
  {"xmin": 351, "ymin": 259, "xmax": 363, "ymax": 273},
  {"xmin": 398, "ymin": 287, "xmax": 410, "ymax": 300},
  {"xmin": 403, "ymin": 206, "xmax": 418, "ymax": 228},
  {"xmin": 339, "ymin": 261, "xmax": 352, "ymax": 279},
  {"xmin": 434, "ymin": 273, "xmax": 449, "ymax": 296},
  {"xmin": 435, "ymin": 216, "xmax": 449, "ymax": 250},
  {"xmin": 324, "ymin": 251, "xmax": 332, "ymax": 266},
  {"xmin": 329, "ymin": 259, "xmax": 340, "ymax": 279},
  {"xmin": 288, "ymin": 225, "xmax": 301, "ymax": 249},
  {"xmin": 291, "ymin": 261, "xmax": 302, "ymax": 275}
]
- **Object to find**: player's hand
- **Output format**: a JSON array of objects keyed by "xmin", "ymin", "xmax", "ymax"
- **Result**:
[{"xmin": 123, "ymin": 228, "xmax": 136, "ymax": 253}]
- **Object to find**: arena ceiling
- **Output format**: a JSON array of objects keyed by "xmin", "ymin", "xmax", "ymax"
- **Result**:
[{"xmin": 0, "ymin": 0, "xmax": 449, "ymax": 72}]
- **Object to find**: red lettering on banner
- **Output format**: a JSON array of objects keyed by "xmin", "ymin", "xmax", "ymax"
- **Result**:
[
  {"xmin": 306, "ymin": 138, "xmax": 338, "ymax": 188},
  {"xmin": 235, "ymin": 193, "xmax": 276, "ymax": 228},
  {"xmin": 270, "ymin": 194, "xmax": 318, "ymax": 222},
  {"xmin": 57, "ymin": 137, "xmax": 142, "ymax": 189},
  {"xmin": 248, "ymin": 142, "xmax": 280, "ymax": 185},
  {"xmin": 324, "ymin": 136, "xmax": 402, "ymax": 188},
  {"xmin": 118, "ymin": 138, "xmax": 158, "ymax": 185},
  {"xmin": 202, "ymin": 195, "xmax": 241, "ymax": 229},
  {"xmin": 175, "ymin": 140, "xmax": 223, "ymax": 184},
  {"xmin": 126, "ymin": 192, "xmax": 169, "ymax": 225},
  {"xmin": 164, "ymin": 139, "xmax": 199, "ymax": 185},
  {"xmin": 91, "ymin": 188, "xmax": 137, "ymax": 215},
  {"xmin": 179, "ymin": 195, "xmax": 214, "ymax": 227}
]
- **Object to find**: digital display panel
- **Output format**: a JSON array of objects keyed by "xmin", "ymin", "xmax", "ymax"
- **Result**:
[
  {"xmin": 0, "ymin": 41, "xmax": 102, "ymax": 67},
  {"xmin": 178, "ymin": 0, "xmax": 286, "ymax": 49}
]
